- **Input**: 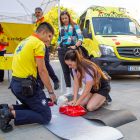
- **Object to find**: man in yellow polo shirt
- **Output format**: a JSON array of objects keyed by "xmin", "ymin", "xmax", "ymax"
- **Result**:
[
  {"xmin": 34, "ymin": 7, "xmax": 60, "ymax": 90},
  {"xmin": 0, "ymin": 22, "xmax": 56, "ymax": 132},
  {"xmin": 34, "ymin": 7, "xmax": 48, "ymax": 31}
]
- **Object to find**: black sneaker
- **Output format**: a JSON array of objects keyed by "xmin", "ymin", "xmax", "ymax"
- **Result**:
[
  {"xmin": 106, "ymin": 94, "xmax": 112, "ymax": 105},
  {"xmin": 54, "ymin": 82, "xmax": 60, "ymax": 90}
]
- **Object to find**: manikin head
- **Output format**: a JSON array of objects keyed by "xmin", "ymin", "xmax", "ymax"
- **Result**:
[{"xmin": 57, "ymin": 95, "xmax": 68, "ymax": 107}]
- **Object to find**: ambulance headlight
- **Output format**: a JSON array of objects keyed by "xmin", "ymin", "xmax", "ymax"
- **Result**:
[{"xmin": 99, "ymin": 44, "xmax": 116, "ymax": 56}]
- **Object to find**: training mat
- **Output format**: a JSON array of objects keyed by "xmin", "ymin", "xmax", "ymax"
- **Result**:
[
  {"xmin": 44, "ymin": 105, "xmax": 123, "ymax": 140},
  {"xmin": 67, "ymin": 95, "xmax": 137, "ymax": 128}
]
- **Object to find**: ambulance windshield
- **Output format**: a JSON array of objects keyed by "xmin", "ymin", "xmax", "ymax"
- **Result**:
[{"xmin": 93, "ymin": 17, "xmax": 140, "ymax": 35}]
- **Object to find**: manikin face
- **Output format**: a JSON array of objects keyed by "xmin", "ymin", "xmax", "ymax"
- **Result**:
[
  {"xmin": 61, "ymin": 14, "xmax": 69, "ymax": 25},
  {"xmin": 35, "ymin": 9, "xmax": 43, "ymax": 20},
  {"xmin": 65, "ymin": 60, "xmax": 77, "ymax": 70}
]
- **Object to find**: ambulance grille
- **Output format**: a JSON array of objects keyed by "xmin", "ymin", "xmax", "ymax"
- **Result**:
[{"xmin": 117, "ymin": 47, "xmax": 140, "ymax": 58}]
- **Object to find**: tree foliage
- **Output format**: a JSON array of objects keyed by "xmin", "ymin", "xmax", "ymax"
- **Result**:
[{"xmin": 44, "ymin": 5, "xmax": 78, "ymax": 53}]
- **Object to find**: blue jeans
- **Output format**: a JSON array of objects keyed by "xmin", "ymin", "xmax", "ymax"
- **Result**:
[{"xmin": 10, "ymin": 79, "xmax": 51, "ymax": 125}]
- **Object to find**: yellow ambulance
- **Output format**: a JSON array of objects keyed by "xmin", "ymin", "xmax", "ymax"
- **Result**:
[{"xmin": 77, "ymin": 5, "xmax": 140, "ymax": 75}]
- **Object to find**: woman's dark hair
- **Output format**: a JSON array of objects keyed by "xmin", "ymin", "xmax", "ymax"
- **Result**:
[
  {"xmin": 36, "ymin": 22, "xmax": 54, "ymax": 35},
  {"xmin": 60, "ymin": 10, "xmax": 77, "ymax": 29},
  {"xmin": 0, "ymin": 24, "xmax": 4, "ymax": 33},
  {"xmin": 64, "ymin": 50, "xmax": 107, "ymax": 90}
]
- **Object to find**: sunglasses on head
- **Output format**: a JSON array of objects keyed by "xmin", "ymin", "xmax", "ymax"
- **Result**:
[
  {"xmin": 61, "ymin": 10, "xmax": 67, "ymax": 14},
  {"xmin": 35, "ymin": 7, "xmax": 42, "ymax": 10}
]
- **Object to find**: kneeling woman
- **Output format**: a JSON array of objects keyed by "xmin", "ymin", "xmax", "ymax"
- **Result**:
[{"xmin": 64, "ymin": 50, "xmax": 110, "ymax": 111}]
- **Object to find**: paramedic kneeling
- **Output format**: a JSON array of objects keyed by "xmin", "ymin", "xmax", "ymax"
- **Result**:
[{"xmin": 0, "ymin": 22, "xmax": 56, "ymax": 132}]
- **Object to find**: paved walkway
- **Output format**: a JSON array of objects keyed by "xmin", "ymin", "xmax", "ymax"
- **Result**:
[{"xmin": 0, "ymin": 60, "xmax": 140, "ymax": 140}]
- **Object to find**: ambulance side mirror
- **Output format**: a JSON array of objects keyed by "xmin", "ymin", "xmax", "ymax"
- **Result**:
[{"xmin": 83, "ymin": 28, "xmax": 88, "ymax": 38}]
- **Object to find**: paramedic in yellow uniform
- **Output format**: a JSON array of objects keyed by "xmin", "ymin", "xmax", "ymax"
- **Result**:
[{"xmin": 0, "ymin": 22, "xmax": 56, "ymax": 132}]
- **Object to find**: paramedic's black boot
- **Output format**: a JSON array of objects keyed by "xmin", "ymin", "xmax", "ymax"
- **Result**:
[
  {"xmin": 0, "ymin": 104, "xmax": 9, "ymax": 109},
  {"xmin": 0, "ymin": 109, "xmax": 14, "ymax": 132},
  {"xmin": 0, "ymin": 123, "xmax": 13, "ymax": 132},
  {"xmin": 54, "ymin": 81, "xmax": 60, "ymax": 90}
]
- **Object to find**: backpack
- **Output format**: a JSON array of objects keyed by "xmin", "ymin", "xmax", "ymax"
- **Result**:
[{"xmin": 77, "ymin": 45, "xmax": 91, "ymax": 59}]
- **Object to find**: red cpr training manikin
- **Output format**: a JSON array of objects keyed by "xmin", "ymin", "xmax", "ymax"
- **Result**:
[
  {"xmin": 57, "ymin": 95, "xmax": 86, "ymax": 116},
  {"xmin": 59, "ymin": 105, "xmax": 86, "ymax": 116}
]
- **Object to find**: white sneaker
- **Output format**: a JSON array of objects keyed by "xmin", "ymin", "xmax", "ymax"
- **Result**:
[
  {"xmin": 63, "ymin": 87, "xmax": 73, "ymax": 96},
  {"xmin": 78, "ymin": 88, "xmax": 83, "ymax": 95}
]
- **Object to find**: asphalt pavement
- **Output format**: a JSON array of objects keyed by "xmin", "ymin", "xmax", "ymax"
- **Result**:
[{"xmin": 0, "ymin": 60, "xmax": 140, "ymax": 140}]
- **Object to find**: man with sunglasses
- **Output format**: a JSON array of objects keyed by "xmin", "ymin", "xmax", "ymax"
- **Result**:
[{"xmin": 34, "ymin": 7, "xmax": 60, "ymax": 90}]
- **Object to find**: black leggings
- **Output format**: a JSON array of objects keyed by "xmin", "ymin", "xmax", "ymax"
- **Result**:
[{"xmin": 58, "ymin": 47, "xmax": 73, "ymax": 87}]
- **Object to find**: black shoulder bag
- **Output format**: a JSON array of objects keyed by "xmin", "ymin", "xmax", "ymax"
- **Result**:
[{"xmin": 63, "ymin": 27, "xmax": 90, "ymax": 59}]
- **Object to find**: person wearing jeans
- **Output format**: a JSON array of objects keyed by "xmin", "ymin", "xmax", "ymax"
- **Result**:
[{"xmin": 57, "ymin": 10, "xmax": 83, "ymax": 96}]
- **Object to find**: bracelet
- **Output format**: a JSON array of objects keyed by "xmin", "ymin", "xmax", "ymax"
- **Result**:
[{"xmin": 49, "ymin": 91, "xmax": 54, "ymax": 94}]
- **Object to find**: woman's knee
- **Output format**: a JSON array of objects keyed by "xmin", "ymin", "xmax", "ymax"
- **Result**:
[
  {"xmin": 86, "ymin": 104, "xmax": 96, "ymax": 112},
  {"xmin": 86, "ymin": 98, "xmax": 106, "ymax": 111}
]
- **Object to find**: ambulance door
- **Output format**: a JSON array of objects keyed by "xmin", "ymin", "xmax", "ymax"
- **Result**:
[
  {"xmin": 84, "ymin": 19, "xmax": 94, "ymax": 56},
  {"xmin": 78, "ymin": 13, "xmax": 86, "ymax": 46}
]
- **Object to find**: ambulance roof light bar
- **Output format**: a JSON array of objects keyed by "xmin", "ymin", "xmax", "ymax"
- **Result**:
[
  {"xmin": 119, "ymin": 8, "xmax": 126, "ymax": 12},
  {"xmin": 88, "ymin": 5, "xmax": 97, "ymax": 9},
  {"xmin": 87, "ymin": 6, "xmax": 126, "ymax": 15},
  {"xmin": 88, "ymin": 5, "xmax": 106, "ymax": 11}
]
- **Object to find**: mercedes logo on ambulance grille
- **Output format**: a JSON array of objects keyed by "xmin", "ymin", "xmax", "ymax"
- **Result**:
[{"xmin": 133, "ymin": 48, "xmax": 140, "ymax": 56}]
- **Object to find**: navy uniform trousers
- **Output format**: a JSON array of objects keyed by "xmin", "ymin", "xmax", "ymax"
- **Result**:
[
  {"xmin": 37, "ymin": 46, "xmax": 59, "ymax": 88},
  {"xmin": 10, "ymin": 79, "xmax": 51, "ymax": 125}
]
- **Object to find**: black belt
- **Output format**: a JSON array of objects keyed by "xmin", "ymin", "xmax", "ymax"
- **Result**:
[
  {"xmin": 12, "ymin": 76, "xmax": 27, "ymax": 82},
  {"xmin": 61, "ymin": 44, "xmax": 75, "ymax": 48},
  {"xmin": 12, "ymin": 76, "xmax": 36, "ymax": 82}
]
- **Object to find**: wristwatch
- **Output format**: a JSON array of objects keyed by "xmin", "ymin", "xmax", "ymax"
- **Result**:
[
  {"xmin": 49, "ymin": 91, "xmax": 54, "ymax": 94},
  {"xmin": 74, "ymin": 44, "xmax": 78, "ymax": 48}
]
